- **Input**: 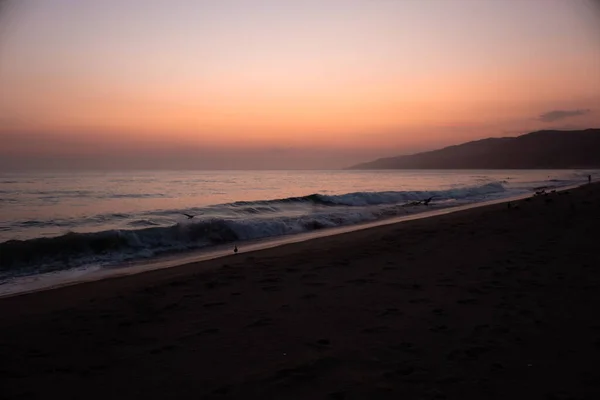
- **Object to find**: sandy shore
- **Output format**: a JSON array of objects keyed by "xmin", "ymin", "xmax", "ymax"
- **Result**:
[{"xmin": 1, "ymin": 183, "xmax": 600, "ymax": 399}]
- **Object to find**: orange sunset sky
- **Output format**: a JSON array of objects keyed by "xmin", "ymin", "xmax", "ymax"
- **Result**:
[{"xmin": 0, "ymin": 0, "xmax": 599, "ymax": 169}]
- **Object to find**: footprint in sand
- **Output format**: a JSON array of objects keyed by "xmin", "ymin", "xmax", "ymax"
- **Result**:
[
  {"xmin": 430, "ymin": 324, "xmax": 450, "ymax": 333},
  {"xmin": 346, "ymin": 278, "xmax": 375, "ymax": 285},
  {"xmin": 205, "ymin": 280, "xmax": 226, "ymax": 289},
  {"xmin": 224, "ymin": 274, "xmax": 247, "ymax": 282},
  {"xmin": 362, "ymin": 326, "xmax": 390, "ymax": 334},
  {"xmin": 380, "ymin": 307, "xmax": 401, "ymax": 316},
  {"xmin": 303, "ymin": 282, "xmax": 327, "ymax": 287},
  {"xmin": 306, "ymin": 339, "xmax": 332, "ymax": 350},
  {"xmin": 247, "ymin": 318, "xmax": 273, "ymax": 328},
  {"xmin": 212, "ymin": 385, "xmax": 232, "ymax": 395},
  {"xmin": 408, "ymin": 298, "xmax": 430, "ymax": 304},
  {"xmin": 162, "ymin": 303, "xmax": 179, "ymax": 311},
  {"xmin": 203, "ymin": 301, "xmax": 226, "ymax": 308},
  {"xmin": 258, "ymin": 277, "xmax": 280, "ymax": 283}
]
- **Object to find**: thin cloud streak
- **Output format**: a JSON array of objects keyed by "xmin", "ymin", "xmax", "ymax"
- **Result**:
[{"xmin": 539, "ymin": 109, "xmax": 592, "ymax": 122}]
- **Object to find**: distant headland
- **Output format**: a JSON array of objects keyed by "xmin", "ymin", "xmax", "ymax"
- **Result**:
[{"xmin": 349, "ymin": 129, "xmax": 600, "ymax": 169}]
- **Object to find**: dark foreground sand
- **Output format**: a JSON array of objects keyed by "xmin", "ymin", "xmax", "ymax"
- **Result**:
[{"xmin": 2, "ymin": 184, "xmax": 600, "ymax": 400}]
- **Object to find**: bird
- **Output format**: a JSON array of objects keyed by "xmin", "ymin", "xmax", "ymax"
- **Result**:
[
  {"xmin": 182, "ymin": 213, "xmax": 195, "ymax": 219},
  {"xmin": 233, "ymin": 245, "xmax": 238, "ymax": 254},
  {"xmin": 423, "ymin": 197, "xmax": 433, "ymax": 206}
]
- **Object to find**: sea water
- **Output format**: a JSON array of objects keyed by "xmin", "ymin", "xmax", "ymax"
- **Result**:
[{"xmin": 0, "ymin": 169, "xmax": 596, "ymax": 288}]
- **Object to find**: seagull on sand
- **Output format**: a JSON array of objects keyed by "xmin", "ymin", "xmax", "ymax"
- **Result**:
[{"xmin": 234, "ymin": 245, "xmax": 238, "ymax": 254}]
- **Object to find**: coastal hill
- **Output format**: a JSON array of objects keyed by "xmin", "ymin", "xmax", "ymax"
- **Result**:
[{"xmin": 350, "ymin": 129, "xmax": 600, "ymax": 169}]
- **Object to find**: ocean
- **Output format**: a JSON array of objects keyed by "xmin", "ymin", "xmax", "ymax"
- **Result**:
[{"xmin": 0, "ymin": 169, "xmax": 596, "ymax": 294}]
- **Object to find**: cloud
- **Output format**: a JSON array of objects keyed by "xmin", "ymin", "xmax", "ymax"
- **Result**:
[{"xmin": 539, "ymin": 109, "xmax": 591, "ymax": 122}]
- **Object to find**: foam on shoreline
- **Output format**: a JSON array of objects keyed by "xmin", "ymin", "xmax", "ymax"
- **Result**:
[{"xmin": 1, "ymin": 185, "xmax": 578, "ymax": 298}]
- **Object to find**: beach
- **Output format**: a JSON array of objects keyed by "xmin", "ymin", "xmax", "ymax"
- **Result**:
[{"xmin": 1, "ymin": 183, "xmax": 600, "ymax": 399}]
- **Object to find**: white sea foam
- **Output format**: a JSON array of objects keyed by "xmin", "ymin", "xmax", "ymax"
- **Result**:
[{"xmin": 1, "ymin": 170, "xmax": 596, "ymax": 284}]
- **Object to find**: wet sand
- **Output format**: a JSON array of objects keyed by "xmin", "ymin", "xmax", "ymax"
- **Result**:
[{"xmin": 1, "ymin": 183, "xmax": 600, "ymax": 399}]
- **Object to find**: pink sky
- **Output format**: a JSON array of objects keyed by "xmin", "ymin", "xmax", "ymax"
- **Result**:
[{"xmin": 1, "ymin": 0, "xmax": 599, "ymax": 169}]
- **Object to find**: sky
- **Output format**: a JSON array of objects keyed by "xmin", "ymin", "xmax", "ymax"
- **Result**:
[{"xmin": 0, "ymin": 0, "xmax": 599, "ymax": 170}]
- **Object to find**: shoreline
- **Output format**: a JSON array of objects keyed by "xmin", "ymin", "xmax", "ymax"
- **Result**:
[{"xmin": 0, "ymin": 185, "xmax": 574, "ymax": 299}]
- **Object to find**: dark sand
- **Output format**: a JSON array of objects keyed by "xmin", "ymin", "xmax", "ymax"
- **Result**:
[{"xmin": 2, "ymin": 183, "xmax": 600, "ymax": 399}]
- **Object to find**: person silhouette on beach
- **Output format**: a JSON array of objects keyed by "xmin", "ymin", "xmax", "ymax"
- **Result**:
[{"xmin": 588, "ymin": 175, "xmax": 592, "ymax": 184}]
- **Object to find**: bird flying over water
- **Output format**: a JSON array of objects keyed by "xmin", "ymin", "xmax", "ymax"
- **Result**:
[{"xmin": 182, "ymin": 213, "xmax": 195, "ymax": 219}]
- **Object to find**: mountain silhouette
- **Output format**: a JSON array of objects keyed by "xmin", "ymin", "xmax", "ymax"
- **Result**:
[{"xmin": 349, "ymin": 129, "xmax": 600, "ymax": 169}]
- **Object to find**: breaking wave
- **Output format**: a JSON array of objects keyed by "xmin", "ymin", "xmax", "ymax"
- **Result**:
[
  {"xmin": 228, "ymin": 182, "xmax": 505, "ymax": 207},
  {"xmin": 1, "ymin": 182, "xmax": 507, "ymax": 278}
]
